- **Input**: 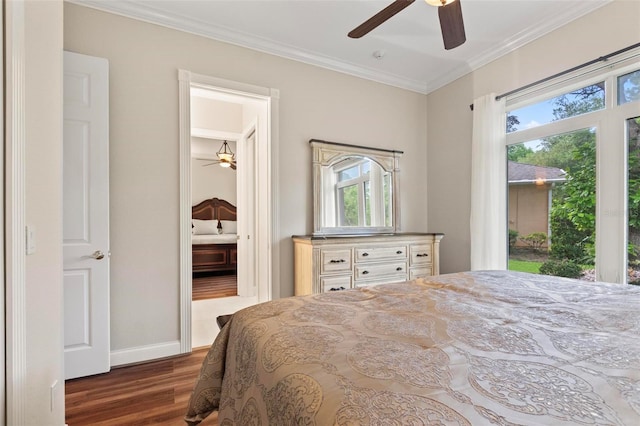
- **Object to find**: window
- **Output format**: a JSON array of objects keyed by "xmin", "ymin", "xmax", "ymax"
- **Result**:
[
  {"xmin": 507, "ymin": 83, "xmax": 604, "ymax": 133},
  {"xmin": 335, "ymin": 158, "xmax": 390, "ymax": 227},
  {"xmin": 508, "ymin": 129, "xmax": 595, "ymax": 280},
  {"xmin": 505, "ymin": 58, "xmax": 640, "ymax": 284},
  {"xmin": 618, "ymin": 70, "xmax": 640, "ymax": 105}
]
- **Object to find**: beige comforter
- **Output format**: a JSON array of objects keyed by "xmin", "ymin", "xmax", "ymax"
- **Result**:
[{"xmin": 185, "ymin": 270, "xmax": 640, "ymax": 425}]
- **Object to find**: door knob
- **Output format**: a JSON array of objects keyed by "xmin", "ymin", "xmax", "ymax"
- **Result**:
[{"xmin": 91, "ymin": 250, "xmax": 105, "ymax": 260}]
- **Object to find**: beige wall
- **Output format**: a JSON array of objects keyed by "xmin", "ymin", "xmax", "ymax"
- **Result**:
[
  {"xmin": 64, "ymin": 3, "xmax": 428, "ymax": 353},
  {"xmin": 191, "ymin": 96, "xmax": 242, "ymax": 133},
  {"xmin": 427, "ymin": 0, "xmax": 640, "ymax": 273},
  {"xmin": 190, "ymin": 95, "xmax": 241, "ymax": 207}
]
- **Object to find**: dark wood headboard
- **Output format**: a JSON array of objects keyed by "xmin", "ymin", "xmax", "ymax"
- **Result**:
[{"xmin": 192, "ymin": 198, "xmax": 237, "ymax": 221}]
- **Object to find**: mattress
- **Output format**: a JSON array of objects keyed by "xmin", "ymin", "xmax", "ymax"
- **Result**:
[
  {"xmin": 185, "ymin": 270, "xmax": 640, "ymax": 425},
  {"xmin": 191, "ymin": 234, "xmax": 237, "ymax": 245}
]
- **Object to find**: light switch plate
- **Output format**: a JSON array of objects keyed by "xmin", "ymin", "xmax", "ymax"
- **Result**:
[{"xmin": 26, "ymin": 225, "xmax": 36, "ymax": 255}]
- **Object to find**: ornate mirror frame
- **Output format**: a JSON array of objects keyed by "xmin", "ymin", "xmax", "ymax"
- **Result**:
[{"xmin": 311, "ymin": 139, "xmax": 402, "ymax": 235}]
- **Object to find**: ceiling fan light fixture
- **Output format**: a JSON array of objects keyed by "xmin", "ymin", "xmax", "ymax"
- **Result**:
[
  {"xmin": 216, "ymin": 140, "xmax": 235, "ymax": 167},
  {"xmin": 425, "ymin": 0, "xmax": 456, "ymax": 6}
]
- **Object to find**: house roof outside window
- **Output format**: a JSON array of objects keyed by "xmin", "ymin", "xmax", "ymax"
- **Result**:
[{"xmin": 508, "ymin": 161, "xmax": 567, "ymax": 185}]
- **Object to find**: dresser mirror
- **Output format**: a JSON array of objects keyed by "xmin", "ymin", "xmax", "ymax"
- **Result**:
[{"xmin": 311, "ymin": 139, "xmax": 402, "ymax": 235}]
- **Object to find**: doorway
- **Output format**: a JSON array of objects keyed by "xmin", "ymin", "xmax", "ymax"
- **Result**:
[
  {"xmin": 191, "ymin": 131, "xmax": 240, "ymax": 302},
  {"xmin": 178, "ymin": 71, "xmax": 277, "ymax": 350}
]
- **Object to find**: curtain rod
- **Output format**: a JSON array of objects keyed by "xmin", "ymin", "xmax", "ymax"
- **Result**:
[{"xmin": 469, "ymin": 41, "xmax": 640, "ymax": 111}]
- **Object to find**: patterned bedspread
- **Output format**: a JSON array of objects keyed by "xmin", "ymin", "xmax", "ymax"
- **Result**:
[{"xmin": 185, "ymin": 270, "xmax": 640, "ymax": 425}]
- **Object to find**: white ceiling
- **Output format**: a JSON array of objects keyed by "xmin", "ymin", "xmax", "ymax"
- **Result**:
[{"xmin": 74, "ymin": 0, "xmax": 612, "ymax": 94}]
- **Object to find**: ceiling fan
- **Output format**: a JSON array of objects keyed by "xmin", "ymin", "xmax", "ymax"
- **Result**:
[
  {"xmin": 348, "ymin": 0, "xmax": 466, "ymax": 50},
  {"xmin": 201, "ymin": 140, "xmax": 236, "ymax": 170}
]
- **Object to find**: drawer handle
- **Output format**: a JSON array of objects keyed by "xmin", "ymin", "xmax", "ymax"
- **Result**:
[
  {"xmin": 362, "ymin": 252, "xmax": 369, "ymax": 257},
  {"xmin": 329, "ymin": 259, "xmax": 346, "ymax": 263},
  {"xmin": 396, "ymin": 250, "xmax": 403, "ymax": 254},
  {"xmin": 417, "ymin": 253, "xmax": 429, "ymax": 257},
  {"xmin": 396, "ymin": 267, "xmax": 403, "ymax": 271},
  {"xmin": 329, "ymin": 286, "xmax": 346, "ymax": 291},
  {"xmin": 362, "ymin": 270, "xmax": 369, "ymax": 275}
]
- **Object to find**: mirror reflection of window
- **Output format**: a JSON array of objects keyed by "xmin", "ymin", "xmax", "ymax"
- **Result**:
[
  {"xmin": 338, "ymin": 184, "xmax": 358, "ymax": 226},
  {"xmin": 333, "ymin": 157, "xmax": 391, "ymax": 228},
  {"xmin": 364, "ymin": 181, "xmax": 371, "ymax": 226},
  {"xmin": 383, "ymin": 173, "xmax": 392, "ymax": 227},
  {"xmin": 311, "ymin": 139, "xmax": 401, "ymax": 235}
]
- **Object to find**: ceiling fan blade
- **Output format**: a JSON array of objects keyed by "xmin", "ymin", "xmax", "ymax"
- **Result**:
[
  {"xmin": 201, "ymin": 162, "xmax": 218, "ymax": 167},
  {"xmin": 348, "ymin": 0, "xmax": 415, "ymax": 39},
  {"xmin": 438, "ymin": 0, "xmax": 466, "ymax": 50},
  {"xmin": 230, "ymin": 163, "xmax": 236, "ymax": 170}
]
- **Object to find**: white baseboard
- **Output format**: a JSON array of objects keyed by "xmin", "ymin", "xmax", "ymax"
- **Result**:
[{"xmin": 110, "ymin": 340, "xmax": 182, "ymax": 367}]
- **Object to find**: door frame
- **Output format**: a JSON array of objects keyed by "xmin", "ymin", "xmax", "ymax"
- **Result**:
[
  {"xmin": 236, "ymin": 121, "xmax": 258, "ymax": 297},
  {"xmin": 5, "ymin": 0, "xmax": 27, "ymax": 422},
  {"xmin": 178, "ymin": 70, "xmax": 279, "ymax": 352}
]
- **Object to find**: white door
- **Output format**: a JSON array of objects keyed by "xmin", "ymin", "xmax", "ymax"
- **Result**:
[
  {"xmin": 236, "ymin": 125, "xmax": 257, "ymax": 297},
  {"xmin": 63, "ymin": 51, "xmax": 110, "ymax": 380}
]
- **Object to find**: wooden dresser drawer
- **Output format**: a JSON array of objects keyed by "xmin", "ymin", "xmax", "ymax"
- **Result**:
[
  {"xmin": 410, "ymin": 245, "xmax": 433, "ymax": 266},
  {"xmin": 320, "ymin": 249, "xmax": 352, "ymax": 274},
  {"xmin": 355, "ymin": 246, "xmax": 407, "ymax": 262},
  {"xmin": 355, "ymin": 274, "xmax": 407, "ymax": 288},
  {"xmin": 410, "ymin": 267, "xmax": 432, "ymax": 280},
  {"xmin": 355, "ymin": 261, "xmax": 407, "ymax": 279},
  {"xmin": 321, "ymin": 275, "xmax": 352, "ymax": 293}
]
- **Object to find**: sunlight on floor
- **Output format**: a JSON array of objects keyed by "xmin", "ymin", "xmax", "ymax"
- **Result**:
[{"xmin": 192, "ymin": 295, "xmax": 259, "ymax": 347}]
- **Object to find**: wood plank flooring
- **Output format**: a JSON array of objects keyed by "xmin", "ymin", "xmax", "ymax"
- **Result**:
[
  {"xmin": 65, "ymin": 347, "xmax": 218, "ymax": 425},
  {"xmin": 192, "ymin": 273, "xmax": 237, "ymax": 301}
]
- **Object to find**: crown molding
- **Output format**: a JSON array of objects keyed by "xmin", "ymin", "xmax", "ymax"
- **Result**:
[
  {"xmin": 69, "ymin": 0, "xmax": 611, "ymax": 95},
  {"xmin": 469, "ymin": 0, "xmax": 611, "ymax": 74},
  {"xmin": 68, "ymin": 0, "xmax": 429, "ymax": 93},
  {"xmin": 425, "ymin": 0, "xmax": 612, "ymax": 93}
]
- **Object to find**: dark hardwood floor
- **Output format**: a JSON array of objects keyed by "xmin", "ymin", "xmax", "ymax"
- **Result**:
[
  {"xmin": 192, "ymin": 272, "xmax": 237, "ymax": 301},
  {"xmin": 65, "ymin": 275, "xmax": 234, "ymax": 424},
  {"xmin": 65, "ymin": 347, "xmax": 218, "ymax": 425}
]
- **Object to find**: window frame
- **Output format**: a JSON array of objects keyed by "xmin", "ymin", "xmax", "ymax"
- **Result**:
[{"xmin": 505, "ymin": 59, "xmax": 640, "ymax": 284}]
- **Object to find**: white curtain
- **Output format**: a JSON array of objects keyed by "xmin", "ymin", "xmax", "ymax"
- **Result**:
[{"xmin": 470, "ymin": 93, "xmax": 507, "ymax": 270}]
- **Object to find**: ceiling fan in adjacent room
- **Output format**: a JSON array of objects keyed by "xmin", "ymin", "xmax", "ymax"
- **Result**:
[
  {"xmin": 348, "ymin": 0, "xmax": 466, "ymax": 50},
  {"xmin": 201, "ymin": 140, "xmax": 236, "ymax": 170}
]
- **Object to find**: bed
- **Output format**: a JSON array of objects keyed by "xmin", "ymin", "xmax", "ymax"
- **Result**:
[
  {"xmin": 191, "ymin": 198, "xmax": 237, "ymax": 274},
  {"xmin": 185, "ymin": 270, "xmax": 640, "ymax": 425}
]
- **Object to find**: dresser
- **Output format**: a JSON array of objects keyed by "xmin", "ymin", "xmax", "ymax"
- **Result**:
[{"xmin": 292, "ymin": 233, "xmax": 443, "ymax": 296}]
